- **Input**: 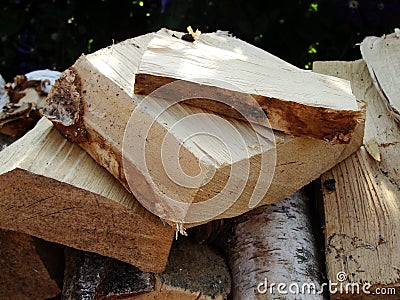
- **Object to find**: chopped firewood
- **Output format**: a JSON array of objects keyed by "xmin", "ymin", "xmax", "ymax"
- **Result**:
[
  {"xmin": 314, "ymin": 59, "xmax": 400, "ymax": 298},
  {"xmin": 62, "ymin": 248, "xmax": 154, "ymax": 300},
  {"xmin": 0, "ymin": 70, "xmax": 60, "ymax": 137},
  {"xmin": 361, "ymin": 30, "xmax": 400, "ymax": 124},
  {"xmin": 227, "ymin": 190, "xmax": 324, "ymax": 300},
  {"xmin": 62, "ymin": 239, "xmax": 230, "ymax": 300},
  {"xmin": 0, "ymin": 117, "xmax": 174, "ymax": 273},
  {"xmin": 134, "ymin": 28, "xmax": 365, "ymax": 143},
  {"xmin": 42, "ymin": 31, "xmax": 364, "ymax": 227},
  {"xmin": 0, "ymin": 229, "xmax": 63, "ymax": 300}
]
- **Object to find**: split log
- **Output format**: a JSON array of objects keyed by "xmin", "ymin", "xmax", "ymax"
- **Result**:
[
  {"xmin": 134, "ymin": 28, "xmax": 365, "ymax": 143},
  {"xmin": 42, "ymin": 31, "xmax": 364, "ymax": 227},
  {"xmin": 361, "ymin": 30, "xmax": 400, "ymax": 124},
  {"xmin": 62, "ymin": 239, "xmax": 230, "ymax": 300},
  {"xmin": 314, "ymin": 60, "xmax": 400, "ymax": 298},
  {"xmin": 227, "ymin": 190, "xmax": 324, "ymax": 300},
  {"xmin": 0, "ymin": 229, "xmax": 63, "ymax": 300},
  {"xmin": 0, "ymin": 117, "xmax": 174, "ymax": 273}
]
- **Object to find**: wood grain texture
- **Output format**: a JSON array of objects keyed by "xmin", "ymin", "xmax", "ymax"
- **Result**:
[
  {"xmin": 42, "ymin": 32, "xmax": 364, "ymax": 228},
  {"xmin": 228, "ymin": 190, "xmax": 323, "ymax": 300},
  {"xmin": 0, "ymin": 117, "xmax": 174, "ymax": 273},
  {"xmin": 0, "ymin": 229, "xmax": 62, "ymax": 300},
  {"xmin": 134, "ymin": 28, "xmax": 365, "ymax": 143},
  {"xmin": 314, "ymin": 60, "xmax": 400, "ymax": 299},
  {"xmin": 361, "ymin": 32, "xmax": 400, "ymax": 124}
]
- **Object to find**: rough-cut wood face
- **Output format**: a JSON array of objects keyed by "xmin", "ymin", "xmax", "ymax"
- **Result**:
[
  {"xmin": 314, "ymin": 60, "xmax": 400, "ymax": 298},
  {"xmin": 0, "ymin": 118, "xmax": 174, "ymax": 272},
  {"xmin": 62, "ymin": 248, "xmax": 155, "ymax": 299},
  {"xmin": 43, "ymin": 31, "xmax": 364, "ymax": 228},
  {"xmin": 134, "ymin": 29, "xmax": 365, "ymax": 143}
]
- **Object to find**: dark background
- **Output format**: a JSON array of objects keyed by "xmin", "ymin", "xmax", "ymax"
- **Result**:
[{"xmin": 1, "ymin": 0, "xmax": 399, "ymax": 81}]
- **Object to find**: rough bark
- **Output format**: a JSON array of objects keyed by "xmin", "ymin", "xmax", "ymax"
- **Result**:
[
  {"xmin": 62, "ymin": 239, "xmax": 230, "ymax": 300},
  {"xmin": 0, "ymin": 229, "xmax": 63, "ymax": 300},
  {"xmin": 228, "ymin": 190, "xmax": 324, "ymax": 300}
]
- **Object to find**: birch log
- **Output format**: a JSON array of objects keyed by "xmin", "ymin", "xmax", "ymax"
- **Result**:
[
  {"xmin": 42, "ymin": 31, "xmax": 364, "ymax": 228},
  {"xmin": 228, "ymin": 190, "xmax": 324, "ymax": 300},
  {"xmin": 134, "ymin": 28, "xmax": 365, "ymax": 143},
  {"xmin": 0, "ymin": 117, "xmax": 174, "ymax": 273},
  {"xmin": 0, "ymin": 229, "xmax": 63, "ymax": 300},
  {"xmin": 314, "ymin": 60, "xmax": 400, "ymax": 299},
  {"xmin": 0, "ymin": 70, "xmax": 60, "ymax": 137},
  {"xmin": 62, "ymin": 239, "xmax": 231, "ymax": 300}
]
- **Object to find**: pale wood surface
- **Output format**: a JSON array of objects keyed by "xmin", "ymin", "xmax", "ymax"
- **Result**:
[
  {"xmin": 43, "ymin": 32, "xmax": 363, "ymax": 228},
  {"xmin": 62, "ymin": 239, "xmax": 230, "ymax": 300},
  {"xmin": 361, "ymin": 32, "xmax": 400, "ymax": 124},
  {"xmin": 314, "ymin": 60, "xmax": 400, "ymax": 298},
  {"xmin": 228, "ymin": 190, "xmax": 323, "ymax": 300},
  {"xmin": 0, "ymin": 229, "xmax": 62, "ymax": 300},
  {"xmin": 134, "ymin": 29, "xmax": 365, "ymax": 143},
  {"xmin": 0, "ymin": 117, "xmax": 174, "ymax": 273}
]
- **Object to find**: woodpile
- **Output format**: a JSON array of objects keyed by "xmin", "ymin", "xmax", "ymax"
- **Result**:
[{"xmin": 0, "ymin": 28, "xmax": 398, "ymax": 299}]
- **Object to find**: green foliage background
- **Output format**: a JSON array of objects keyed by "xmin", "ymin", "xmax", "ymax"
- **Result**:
[{"xmin": 1, "ymin": 0, "xmax": 399, "ymax": 80}]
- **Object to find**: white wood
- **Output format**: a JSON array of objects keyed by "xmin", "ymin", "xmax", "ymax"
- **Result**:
[
  {"xmin": 361, "ymin": 32, "xmax": 400, "ymax": 124},
  {"xmin": 0, "ymin": 117, "xmax": 174, "ymax": 272}
]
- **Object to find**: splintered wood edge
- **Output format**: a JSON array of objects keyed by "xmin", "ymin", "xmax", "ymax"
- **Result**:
[{"xmin": 134, "ymin": 73, "xmax": 365, "ymax": 144}]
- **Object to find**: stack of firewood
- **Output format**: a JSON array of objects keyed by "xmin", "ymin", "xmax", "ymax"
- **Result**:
[{"xmin": 0, "ymin": 28, "xmax": 398, "ymax": 300}]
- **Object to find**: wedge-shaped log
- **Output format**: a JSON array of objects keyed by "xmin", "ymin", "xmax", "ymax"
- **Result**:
[
  {"xmin": 0, "ymin": 117, "xmax": 174, "ymax": 273},
  {"xmin": 314, "ymin": 60, "xmax": 400, "ymax": 299},
  {"xmin": 62, "ymin": 239, "xmax": 230, "ymax": 300},
  {"xmin": 134, "ymin": 29, "xmax": 365, "ymax": 143},
  {"xmin": 0, "ymin": 229, "xmax": 63, "ymax": 300},
  {"xmin": 43, "ymin": 32, "xmax": 364, "ymax": 228}
]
